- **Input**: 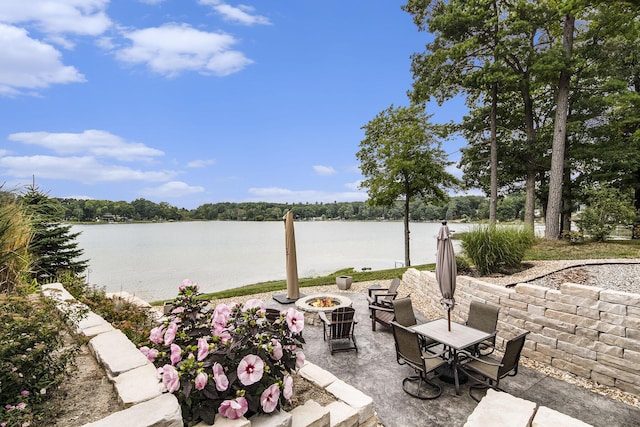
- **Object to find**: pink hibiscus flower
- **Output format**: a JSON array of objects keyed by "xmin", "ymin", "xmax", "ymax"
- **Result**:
[
  {"xmin": 170, "ymin": 343, "xmax": 182, "ymax": 365},
  {"xmin": 212, "ymin": 363, "xmax": 229, "ymax": 391},
  {"xmin": 283, "ymin": 375, "xmax": 293, "ymax": 400},
  {"xmin": 237, "ymin": 354, "xmax": 264, "ymax": 386},
  {"xmin": 164, "ymin": 322, "xmax": 178, "ymax": 346},
  {"xmin": 243, "ymin": 298, "xmax": 266, "ymax": 314},
  {"xmin": 149, "ymin": 326, "xmax": 165, "ymax": 344},
  {"xmin": 161, "ymin": 364, "xmax": 180, "ymax": 393},
  {"xmin": 197, "ymin": 337, "xmax": 209, "ymax": 361},
  {"xmin": 286, "ymin": 308, "xmax": 304, "ymax": 333},
  {"xmin": 295, "ymin": 350, "xmax": 306, "ymax": 369},
  {"xmin": 212, "ymin": 304, "xmax": 231, "ymax": 333},
  {"xmin": 270, "ymin": 338, "xmax": 283, "ymax": 360},
  {"xmin": 260, "ymin": 383, "xmax": 281, "ymax": 413},
  {"xmin": 219, "ymin": 397, "xmax": 248, "ymax": 419},
  {"xmin": 194, "ymin": 371, "xmax": 208, "ymax": 391}
]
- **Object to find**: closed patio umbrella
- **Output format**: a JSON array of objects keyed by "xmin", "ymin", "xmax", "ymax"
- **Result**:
[
  {"xmin": 436, "ymin": 221, "xmax": 457, "ymax": 331},
  {"xmin": 284, "ymin": 210, "xmax": 300, "ymax": 300}
]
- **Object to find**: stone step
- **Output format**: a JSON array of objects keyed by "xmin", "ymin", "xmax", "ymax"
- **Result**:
[
  {"xmin": 81, "ymin": 393, "xmax": 182, "ymax": 427},
  {"xmin": 325, "ymin": 380, "xmax": 375, "ymax": 425},
  {"xmin": 464, "ymin": 389, "xmax": 536, "ymax": 427},
  {"xmin": 532, "ymin": 406, "xmax": 593, "ymax": 427}
]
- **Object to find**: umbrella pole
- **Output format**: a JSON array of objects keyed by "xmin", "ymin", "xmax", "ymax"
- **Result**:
[{"xmin": 447, "ymin": 309, "xmax": 451, "ymax": 331}]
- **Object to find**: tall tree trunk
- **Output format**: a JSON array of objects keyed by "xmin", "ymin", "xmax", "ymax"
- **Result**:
[
  {"xmin": 489, "ymin": 81, "xmax": 498, "ymax": 226},
  {"xmin": 633, "ymin": 168, "xmax": 640, "ymax": 239},
  {"xmin": 546, "ymin": 13, "xmax": 575, "ymax": 239},
  {"xmin": 521, "ymin": 79, "xmax": 536, "ymax": 232},
  {"xmin": 561, "ymin": 163, "xmax": 572, "ymax": 234},
  {"xmin": 404, "ymin": 197, "xmax": 411, "ymax": 267}
]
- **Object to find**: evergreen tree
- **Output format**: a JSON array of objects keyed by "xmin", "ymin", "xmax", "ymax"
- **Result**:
[{"xmin": 20, "ymin": 184, "xmax": 88, "ymax": 283}]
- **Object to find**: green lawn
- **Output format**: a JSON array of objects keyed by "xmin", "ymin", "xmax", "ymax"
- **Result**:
[{"xmin": 151, "ymin": 238, "xmax": 640, "ymax": 305}]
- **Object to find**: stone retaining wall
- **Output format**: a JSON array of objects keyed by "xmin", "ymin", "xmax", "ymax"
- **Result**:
[{"xmin": 403, "ymin": 268, "xmax": 640, "ymax": 396}]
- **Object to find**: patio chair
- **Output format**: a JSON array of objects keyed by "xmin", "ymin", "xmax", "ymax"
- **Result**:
[
  {"xmin": 318, "ymin": 306, "xmax": 358, "ymax": 354},
  {"xmin": 367, "ymin": 278, "xmax": 401, "ymax": 308},
  {"xmin": 392, "ymin": 297, "xmax": 438, "ymax": 351},
  {"xmin": 465, "ymin": 300, "xmax": 500, "ymax": 356},
  {"xmin": 367, "ymin": 278, "xmax": 401, "ymax": 331},
  {"xmin": 391, "ymin": 321, "xmax": 447, "ymax": 400},
  {"xmin": 459, "ymin": 331, "xmax": 530, "ymax": 402}
]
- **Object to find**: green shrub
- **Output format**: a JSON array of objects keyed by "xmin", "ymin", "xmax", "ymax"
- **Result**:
[
  {"xmin": 61, "ymin": 273, "xmax": 155, "ymax": 347},
  {"xmin": 0, "ymin": 294, "xmax": 79, "ymax": 426},
  {"xmin": 461, "ymin": 225, "xmax": 535, "ymax": 275}
]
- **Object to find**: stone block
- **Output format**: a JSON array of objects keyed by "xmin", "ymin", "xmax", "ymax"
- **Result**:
[
  {"xmin": 576, "ymin": 306, "xmax": 599, "ymax": 320},
  {"xmin": 113, "ymin": 363, "xmax": 162, "ymax": 407},
  {"xmin": 575, "ymin": 326, "xmax": 599, "ymax": 341},
  {"xmin": 551, "ymin": 359, "xmax": 592, "ymax": 378},
  {"xmin": 514, "ymin": 283, "xmax": 548, "ymax": 299},
  {"xmin": 463, "ymin": 389, "xmax": 536, "ymax": 427},
  {"xmin": 42, "ymin": 283, "xmax": 76, "ymax": 302},
  {"xmin": 532, "ymin": 406, "xmax": 593, "ymax": 427},
  {"xmin": 557, "ymin": 340, "xmax": 596, "ymax": 360},
  {"xmin": 591, "ymin": 371, "xmax": 616, "ymax": 387},
  {"xmin": 593, "ymin": 342, "xmax": 623, "ymax": 358},
  {"xmin": 325, "ymin": 401, "xmax": 358, "ymax": 427},
  {"xmin": 89, "ymin": 329, "xmax": 149, "ymax": 377},
  {"xmin": 81, "ymin": 393, "xmax": 182, "ymax": 427},
  {"xmin": 325, "ymin": 380, "xmax": 374, "ymax": 424},
  {"xmin": 615, "ymin": 379, "xmax": 640, "ymax": 396},
  {"xmin": 81, "ymin": 322, "xmax": 116, "ymax": 338},
  {"xmin": 598, "ymin": 354, "xmax": 640, "ymax": 375},
  {"xmin": 529, "ymin": 332, "xmax": 557, "ymax": 348},
  {"xmin": 298, "ymin": 362, "xmax": 338, "ymax": 388},
  {"xmin": 599, "ymin": 333, "xmax": 640, "ymax": 352},
  {"xmin": 289, "ymin": 400, "xmax": 330, "ymax": 427},
  {"xmin": 250, "ymin": 410, "xmax": 292, "ymax": 427},
  {"xmin": 595, "ymin": 322, "xmax": 625, "ymax": 337},
  {"xmin": 600, "ymin": 289, "xmax": 640, "ymax": 307},
  {"xmin": 357, "ymin": 415, "xmax": 379, "ymax": 427},
  {"xmin": 194, "ymin": 415, "xmax": 251, "ymax": 427},
  {"xmin": 501, "ymin": 298, "xmax": 528, "ymax": 311},
  {"xmin": 560, "ymin": 283, "xmax": 601, "ymax": 300},
  {"xmin": 546, "ymin": 300, "xmax": 577, "ymax": 314},
  {"xmin": 528, "ymin": 305, "xmax": 546, "ymax": 316}
]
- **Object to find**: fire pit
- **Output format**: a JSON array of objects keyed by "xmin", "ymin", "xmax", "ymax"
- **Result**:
[{"xmin": 295, "ymin": 293, "xmax": 353, "ymax": 325}]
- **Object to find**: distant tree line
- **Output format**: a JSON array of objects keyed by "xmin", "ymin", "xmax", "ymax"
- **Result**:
[{"xmin": 37, "ymin": 194, "xmax": 533, "ymax": 223}]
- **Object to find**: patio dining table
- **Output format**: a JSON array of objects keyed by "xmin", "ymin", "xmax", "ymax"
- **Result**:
[{"xmin": 411, "ymin": 318, "xmax": 496, "ymax": 395}]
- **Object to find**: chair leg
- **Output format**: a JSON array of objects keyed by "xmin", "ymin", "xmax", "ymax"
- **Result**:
[{"xmin": 402, "ymin": 373, "xmax": 442, "ymax": 400}]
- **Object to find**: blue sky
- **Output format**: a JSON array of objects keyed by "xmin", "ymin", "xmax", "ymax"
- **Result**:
[{"xmin": 0, "ymin": 0, "xmax": 469, "ymax": 209}]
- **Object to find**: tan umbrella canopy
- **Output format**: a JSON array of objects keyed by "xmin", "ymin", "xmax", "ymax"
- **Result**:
[
  {"xmin": 436, "ymin": 221, "xmax": 457, "ymax": 331},
  {"xmin": 284, "ymin": 210, "xmax": 300, "ymax": 300}
]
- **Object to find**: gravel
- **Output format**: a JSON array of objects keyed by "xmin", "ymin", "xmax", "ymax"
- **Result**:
[{"xmin": 525, "ymin": 263, "xmax": 640, "ymax": 293}]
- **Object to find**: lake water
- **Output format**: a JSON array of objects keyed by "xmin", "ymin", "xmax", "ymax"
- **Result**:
[{"xmin": 72, "ymin": 221, "xmax": 476, "ymax": 302}]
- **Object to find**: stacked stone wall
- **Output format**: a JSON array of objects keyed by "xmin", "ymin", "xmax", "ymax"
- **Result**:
[{"xmin": 402, "ymin": 268, "xmax": 640, "ymax": 396}]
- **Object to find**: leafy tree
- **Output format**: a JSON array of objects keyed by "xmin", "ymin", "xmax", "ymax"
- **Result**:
[
  {"xmin": 20, "ymin": 185, "xmax": 88, "ymax": 283},
  {"xmin": 576, "ymin": 184, "xmax": 635, "ymax": 241},
  {"xmin": 357, "ymin": 104, "xmax": 459, "ymax": 266}
]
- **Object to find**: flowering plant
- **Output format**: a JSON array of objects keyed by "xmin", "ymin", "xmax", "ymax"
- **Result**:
[{"xmin": 141, "ymin": 280, "xmax": 305, "ymax": 425}]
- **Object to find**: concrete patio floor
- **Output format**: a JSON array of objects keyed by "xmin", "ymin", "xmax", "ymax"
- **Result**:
[{"xmin": 268, "ymin": 291, "xmax": 640, "ymax": 427}]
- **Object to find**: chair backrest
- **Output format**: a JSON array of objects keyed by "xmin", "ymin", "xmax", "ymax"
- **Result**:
[
  {"xmin": 379, "ymin": 278, "xmax": 401, "ymax": 303},
  {"xmin": 498, "ymin": 332, "xmax": 529, "ymax": 378},
  {"xmin": 467, "ymin": 300, "xmax": 500, "ymax": 335},
  {"xmin": 329, "ymin": 307, "xmax": 356, "ymax": 339},
  {"xmin": 392, "ymin": 297, "xmax": 417, "ymax": 327},
  {"xmin": 391, "ymin": 321, "xmax": 423, "ymax": 371}
]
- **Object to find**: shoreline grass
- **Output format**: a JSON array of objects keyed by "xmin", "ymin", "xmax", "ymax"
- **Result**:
[{"xmin": 150, "ymin": 238, "xmax": 640, "ymax": 305}]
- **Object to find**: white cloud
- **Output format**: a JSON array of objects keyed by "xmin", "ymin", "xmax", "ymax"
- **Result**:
[
  {"xmin": 9, "ymin": 130, "xmax": 163, "ymax": 162},
  {"xmin": 199, "ymin": 1, "xmax": 271, "ymax": 25},
  {"xmin": 344, "ymin": 180, "xmax": 362, "ymax": 191},
  {"xmin": 0, "ymin": 24, "xmax": 85, "ymax": 94},
  {"xmin": 0, "ymin": 1, "xmax": 112, "ymax": 37},
  {"xmin": 116, "ymin": 23, "xmax": 253, "ymax": 77},
  {"xmin": 140, "ymin": 181, "xmax": 205, "ymax": 198},
  {"xmin": 0, "ymin": 155, "xmax": 176, "ymax": 183},
  {"xmin": 313, "ymin": 165, "xmax": 337, "ymax": 176},
  {"xmin": 187, "ymin": 159, "xmax": 216, "ymax": 168},
  {"xmin": 247, "ymin": 187, "xmax": 367, "ymax": 203}
]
